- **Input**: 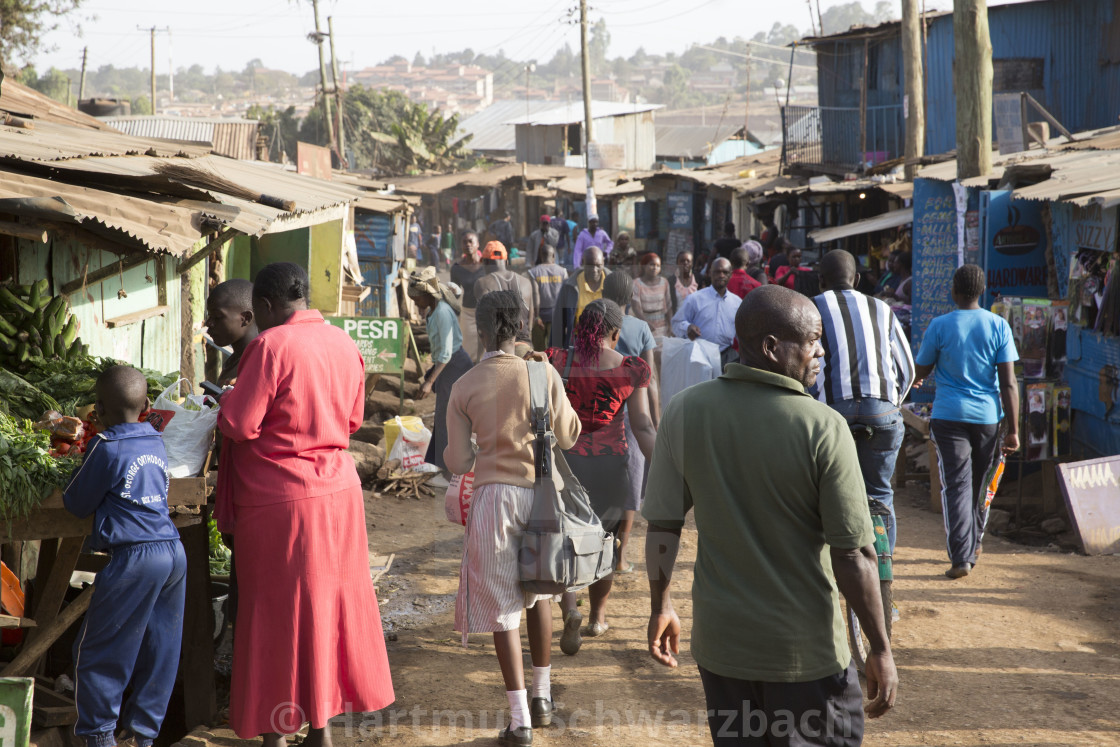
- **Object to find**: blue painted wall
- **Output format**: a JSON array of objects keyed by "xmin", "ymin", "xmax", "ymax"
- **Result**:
[{"xmin": 815, "ymin": 0, "xmax": 1120, "ymax": 157}]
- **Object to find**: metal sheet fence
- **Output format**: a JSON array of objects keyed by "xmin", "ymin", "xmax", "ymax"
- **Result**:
[{"xmin": 782, "ymin": 104, "xmax": 904, "ymax": 173}]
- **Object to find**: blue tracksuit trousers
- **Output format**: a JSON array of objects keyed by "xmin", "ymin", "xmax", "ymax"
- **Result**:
[{"xmin": 73, "ymin": 539, "xmax": 187, "ymax": 747}]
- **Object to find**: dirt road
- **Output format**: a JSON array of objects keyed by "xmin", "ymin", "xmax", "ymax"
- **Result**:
[{"xmin": 192, "ymin": 482, "xmax": 1120, "ymax": 747}]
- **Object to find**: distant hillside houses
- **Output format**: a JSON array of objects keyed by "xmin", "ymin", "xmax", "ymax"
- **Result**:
[{"xmin": 350, "ymin": 60, "xmax": 494, "ymax": 115}]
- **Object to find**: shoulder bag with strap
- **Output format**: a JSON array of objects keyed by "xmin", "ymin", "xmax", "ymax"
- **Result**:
[{"xmin": 518, "ymin": 360, "xmax": 614, "ymax": 594}]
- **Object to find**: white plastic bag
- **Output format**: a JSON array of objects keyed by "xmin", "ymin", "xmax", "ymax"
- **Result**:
[
  {"xmin": 444, "ymin": 472, "xmax": 475, "ymax": 525},
  {"xmin": 660, "ymin": 337, "xmax": 721, "ymax": 407},
  {"xmin": 387, "ymin": 417, "xmax": 438, "ymax": 473},
  {"xmin": 150, "ymin": 378, "xmax": 219, "ymax": 478}
]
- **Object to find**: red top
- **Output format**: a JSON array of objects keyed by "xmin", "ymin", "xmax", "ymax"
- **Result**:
[
  {"xmin": 728, "ymin": 268, "xmax": 762, "ymax": 299},
  {"xmin": 216, "ymin": 309, "xmax": 365, "ymax": 519},
  {"xmin": 775, "ymin": 265, "xmax": 812, "ymax": 289},
  {"xmin": 546, "ymin": 348, "xmax": 650, "ymax": 457}
]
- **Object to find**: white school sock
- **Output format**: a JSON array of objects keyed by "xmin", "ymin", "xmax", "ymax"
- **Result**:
[
  {"xmin": 507, "ymin": 688, "xmax": 530, "ymax": 730},
  {"xmin": 531, "ymin": 665, "xmax": 551, "ymax": 700}
]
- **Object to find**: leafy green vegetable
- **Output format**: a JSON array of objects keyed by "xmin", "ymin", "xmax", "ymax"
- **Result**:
[
  {"xmin": 207, "ymin": 517, "xmax": 231, "ymax": 576},
  {"xmin": 0, "ymin": 411, "xmax": 79, "ymax": 521},
  {"xmin": 0, "ymin": 368, "xmax": 61, "ymax": 420}
]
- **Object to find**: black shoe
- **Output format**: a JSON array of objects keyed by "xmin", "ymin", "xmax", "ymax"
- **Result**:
[
  {"xmin": 530, "ymin": 697, "xmax": 553, "ymax": 728},
  {"xmin": 498, "ymin": 724, "xmax": 532, "ymax": 746},
  {"xmin": 945, "ymin": 563, "xmax": 971, "ymax": 579}
]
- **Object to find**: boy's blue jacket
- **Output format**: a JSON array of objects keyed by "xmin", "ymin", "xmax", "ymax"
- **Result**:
[{"xmin": 63, "ymin": 422, "xmax": 181, "ymax": 551}]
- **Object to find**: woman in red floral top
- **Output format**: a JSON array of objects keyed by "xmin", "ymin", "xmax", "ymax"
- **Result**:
[{"xmin": 546, "ymin": 299, "xmax": 657, "ymax": 655}]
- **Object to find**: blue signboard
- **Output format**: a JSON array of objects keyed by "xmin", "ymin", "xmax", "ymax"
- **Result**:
[
  {"xmin": 667, "ymin": 192, "xmax": 692, "ymax": 230},
  {"xmin": 981, "ymin": 189, "xmax": 1049, "ymax": 306},
  {"xmin": 911, "ymin": 178, "xmax": 959, "ymax": 352}
]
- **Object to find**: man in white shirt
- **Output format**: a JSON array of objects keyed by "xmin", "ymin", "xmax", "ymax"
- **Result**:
[{"xmin": 671, "ymin": 257, "xmax": 741, "ymax": 370}]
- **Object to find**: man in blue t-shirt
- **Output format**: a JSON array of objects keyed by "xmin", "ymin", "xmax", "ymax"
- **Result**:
[{"xmin": 914, "ymin": 264, "xmax": 1020, "ymax": 579}]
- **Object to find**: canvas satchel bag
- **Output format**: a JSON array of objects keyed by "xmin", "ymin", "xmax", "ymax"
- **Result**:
[{"xmin": 518, "ymin": 360, "xmax": 614, "ymax": 594}]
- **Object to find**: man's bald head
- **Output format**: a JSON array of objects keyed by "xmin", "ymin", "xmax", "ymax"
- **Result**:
[
  {"xmin": 735, "ymin": 285, "xmax": 824, "ymax": 388},
  {"xmin": 818, "ymin": 250, "xmax": 858, "ymax": 290},
  {"xmin": 582, "ymin": 245, "xmax": 606, "ymax": 283},
  {"xmin": 96, "ymin": 365, "xmax": 150, "ymax": 426}
]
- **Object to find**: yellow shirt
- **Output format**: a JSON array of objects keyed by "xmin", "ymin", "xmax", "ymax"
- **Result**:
[{"xmin": 576, "ymin": 276, "xmax": 603, "ymax": 320}]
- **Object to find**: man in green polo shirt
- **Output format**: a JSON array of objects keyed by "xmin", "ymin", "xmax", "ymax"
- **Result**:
[{"xmin": 643, "ymin": 284, "xmax": 897, "ymax": 746}]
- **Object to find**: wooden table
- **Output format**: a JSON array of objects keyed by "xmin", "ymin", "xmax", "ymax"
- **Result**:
[{"xmin": 0, "ymin": 478, "xmax": 216, "ymax": 726}]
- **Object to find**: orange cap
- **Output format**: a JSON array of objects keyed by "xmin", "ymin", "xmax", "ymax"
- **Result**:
[{"xmin": 481, "ymin": 241, "xmax": 507, "ymax": 260}]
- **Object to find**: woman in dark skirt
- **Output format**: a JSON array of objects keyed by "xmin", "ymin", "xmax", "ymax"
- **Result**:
[
  {"xmin": 408, "ymin": 267, "xmax": 472, "ymax": 475},
  {"xmin": 546, "ymin": 299, "xmax": 657, "ymax": 655}
]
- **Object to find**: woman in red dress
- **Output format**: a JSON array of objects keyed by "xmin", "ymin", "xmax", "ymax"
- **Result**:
[
  {"xmin": 217, "ymin": 263, "xmax": 394, "ymax": 747},
  {"xmin": 546, "ymin": 299, "xmax": 657, "ymax": 655}
]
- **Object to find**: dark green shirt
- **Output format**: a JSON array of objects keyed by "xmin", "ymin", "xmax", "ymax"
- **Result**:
[{"xmin": 642, "ymin": 363, "xmax": 873, "ymax": 682}]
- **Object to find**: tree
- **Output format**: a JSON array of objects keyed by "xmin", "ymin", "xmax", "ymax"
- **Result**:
[
  {"xmin": 0, "ymin": 0, "xmax": 83, "ymax": 67},
  {"xmin": 589, "ymin": 18, "xmax": 610, "ymax": 75},
  {"xmin": 246, "ymin": 104, "xmax": 300, "ymax": 163},
  {"xmin": 820, "ymin": 1, "xmax": 892, "ymax": 36},
  {"xmin": 132, "ymin": 94, "xmax": 152, "ymax": 115},
  {"xmin": 412, "ymin": 52, "xmax": 425, "ymax": 68}
]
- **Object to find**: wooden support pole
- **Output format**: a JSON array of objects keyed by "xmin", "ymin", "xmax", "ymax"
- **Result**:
[
  {"xmin": 1, "ymin": 585, "xmax": 92, "ymax": 677},
  {"xmin": 176, "ymin": 228, "xmax": 239, "ymax": 276},
  {"xmin": 859, "ymin": 38, "xmax": 869, "ymax": 172},
  {"xmin": 23, "ymin": 536, "xmax": 83, "ymax": 651},
  {"xmin": 0, "ymin": 220, "xmax": 47, "ymax": 243},
  {"xmin": 902, "ymin": 0, "xmax": 926, "ymax": 179},
  {"xmin": 954, "ymin": 0, "xmax": 993, "ymax": 179}
]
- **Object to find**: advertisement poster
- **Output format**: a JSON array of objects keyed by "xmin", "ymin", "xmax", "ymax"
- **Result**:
[
  {"xmin": 981, "ymin": 189, "xmax": 1049, "ymax": 306},
  {"xmin": 326, "ymin": 317, "xmax": 406, "ymax": 374}
]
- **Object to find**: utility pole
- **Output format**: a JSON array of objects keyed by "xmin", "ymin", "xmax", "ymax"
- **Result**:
[
  {"xmin": 743, "ymin": 44, "xmax": 751, "ymax": 146},
  {"xmin": 168, "ymin": 29, "xmax": 174, "ymax": 103},
  {"xmin": 954, "ymin": 0, "xmax": 992, "ymax": 178},
  {"xmin": 138, "ymin": 26, "xmax": 169, "ymax": 114},
  {"xmin": 579, "ymin": 0, "xmax": 596, "ymax": 222},
  {"xmin": 902, "ymin": 0, "xmax": 925, "ymax": 179},
  {"xmin": 310, "ymin": 0, "xmax": 336, "ymax": 155},
  {"xmin": 78, "ymin": 47, "xmax": 88, "ymax": 101},
  {"xmin": 328, "ymin": 15, "xmax": 345, "ymax": 167}
]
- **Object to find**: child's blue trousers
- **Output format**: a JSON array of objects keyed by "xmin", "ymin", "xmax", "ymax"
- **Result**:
[{"xmin": 73, "ymin": 539, "xmax": 187, "ymax": 747}]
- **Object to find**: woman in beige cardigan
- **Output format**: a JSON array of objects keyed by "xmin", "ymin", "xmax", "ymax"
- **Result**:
[{"xmin": 444, "ymin": 289, "xmax": 582, "ymax": 747}]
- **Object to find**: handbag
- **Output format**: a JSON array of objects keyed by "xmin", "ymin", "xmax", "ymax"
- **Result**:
[{"xmin": 517, "ymin": 360, "xmax": 614, "ymax": 594}]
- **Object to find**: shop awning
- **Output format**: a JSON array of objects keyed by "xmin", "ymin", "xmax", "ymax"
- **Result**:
[{"xmin": 808, "ymin": 208, "xmax": 914, "ymax": 244}]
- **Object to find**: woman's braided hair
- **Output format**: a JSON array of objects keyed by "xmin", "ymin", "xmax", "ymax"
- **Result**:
[
  {"xmin": 475, "ymin": 290, "xmax": 523, "ymax": 348},
  {"xmin": 603, "ymin": 271, "xmax": 633, "ymax": 307},
  {"xmin": 574, "ymin": 298, "xmax": 623, "ymax": 368},
  {"xmin": 953, "ymin": 264, "xmax": 986, "ymax": 302}
]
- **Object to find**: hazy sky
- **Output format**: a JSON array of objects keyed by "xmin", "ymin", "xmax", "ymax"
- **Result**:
[{"xmin": 32, "ymin": 0, "xmax": 1029, "ymax": 76}]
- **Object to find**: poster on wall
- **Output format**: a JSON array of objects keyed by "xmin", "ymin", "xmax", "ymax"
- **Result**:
[
  {"xmin": 981, "ymin": 190, "xmax": 1048, "ymax": 306},
  {"xmin": 667, "ymin": 192, "xmax": 692, "ymax": 230}
]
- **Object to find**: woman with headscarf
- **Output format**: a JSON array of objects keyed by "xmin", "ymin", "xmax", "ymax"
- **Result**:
[
  {"xmin": 408, "ymin": 266, "xmax": 473, "ymax": 475},
  {"xmin": 217, "ymin": 262, "xmax": 394, "ymax": 746},
  {"xmin": 546, "ymin": 299, "xmax": 657, "ymax": 654}
]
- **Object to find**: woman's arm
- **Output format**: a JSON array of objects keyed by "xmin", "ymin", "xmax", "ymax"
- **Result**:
[
  {"xmin": 631, "ymin": 284, "xmax": 648, "ymax": 321},
  {"xmin": 218, "ymin": 340, "xmax": 276, "ymax": 442},
  {"xmin": 549, "ymin": 366, "xmax": 582, "ymax": 450},
  {"xmin": 626, "ymin": 387, "xmax": 657, "ymax": 462},
  {"xmin": 420, "ymin": 361, "xmax": 448, "ymax": 399},
  {"xmin": 641, "ymin": 348, "xmax": 661, "ymax": 427},
  {"xmin": 997, "ymin": 361, "xmax": 1020, "ymax": 453},
  {"xmin": 443, "ymin": 390, "xmax": 476, "ymax": 475}
]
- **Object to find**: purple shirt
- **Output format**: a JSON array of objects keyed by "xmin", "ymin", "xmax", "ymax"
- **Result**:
[{"xmin": 572, "ymin": 228, "xmax": 614, "ymax": 266}]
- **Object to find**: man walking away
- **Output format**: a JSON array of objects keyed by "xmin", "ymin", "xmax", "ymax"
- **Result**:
[
  {"xmin": 527, "ymin": 215, "xmax": 560, "ymax": 268},
  {"xmin": 727, "ymin": 247, "xmax": 762, "ymax": 299},
  {"xmin": 551, "ymin": 211, "xmax": 571, "ymax": 265},
  {"xmin": 813, "ymin": 250, "xmax": 915, "ymax": 560},
  {"xmin": 671, "ymin": 257, "xmax": 741, "ymax": 370},
  {"xmin": 645, "ymin": 285, "xmax": 897, "ymax": 746},
  {"xmin": 473, "ymin": 241, "xmax": 536, "ymax": 357},
  {"xmin": 711, "ymin": 221, "xmax": 740, "ymax": 262},
  {"xmin": 572, "ymin": 216, "xmax": 613, "ymax": 267},
  {"xmin": 488, "ymin": 211, "xmax": 514, "ymax": 251},
  {"xmin": 527, "ymin": 245, "xmax": 568, "ymax": 351}
]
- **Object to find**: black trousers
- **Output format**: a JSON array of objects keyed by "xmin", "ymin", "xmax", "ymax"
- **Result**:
[
  {"xmin": 930, "ymin": 419, "xmax": 1002, "ymax": 566},
  {"xmin": 698, "ymin": 663, "xmax": 864, "ymax": 746}
]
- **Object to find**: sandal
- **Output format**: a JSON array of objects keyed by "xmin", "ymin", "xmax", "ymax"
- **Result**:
[
  {"xmin": 614, "ymin": 561, "xmax": 635, "ymax": 575},
  {"xmin": 583, "ymin": 621, "xmax": 610, "ymax": 637}
]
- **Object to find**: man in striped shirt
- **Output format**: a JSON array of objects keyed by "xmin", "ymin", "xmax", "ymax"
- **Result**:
[{"xmin": 810, "ymin": 250, "xmax": 915, "ymax": 554}]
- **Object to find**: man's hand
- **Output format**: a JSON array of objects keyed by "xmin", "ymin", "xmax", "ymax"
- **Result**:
[
  {"xmin": 534, "ymin": 317, "xmax": 545, "ymax": 329},
  {"xmin": 419, "ymin": 379, "xmax": 434, "ymax": 399},
  {"xmin": 523, "ymin": 351, "xmax": 548, "ymax": 362},
  {"xmin": 686, "ymin": 324, "xmax": 702, "ymax": 341},
  {"xmin": 1002, "ymin": 432, "xmax": 1020, "ymax": 454},
  {"xmin": 863, "ymin": 651, "xmax": 898, "ymax": 718},
  {"xmin": 647, "ymin": 608, "xmax": 681, "ymax": 667}
]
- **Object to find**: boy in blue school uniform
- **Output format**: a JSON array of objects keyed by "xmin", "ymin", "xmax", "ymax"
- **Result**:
[{"xmin": 64, "ymin": 365, "xmax": 187, "ymax": 747}]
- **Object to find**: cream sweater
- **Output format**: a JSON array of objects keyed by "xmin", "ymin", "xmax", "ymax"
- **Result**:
[{"xmin": 443, "ymin": 354, "xmax": 581, "ymax": 488}]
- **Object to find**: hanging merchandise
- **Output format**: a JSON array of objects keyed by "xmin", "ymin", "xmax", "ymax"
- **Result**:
[
  {"xmin": 1025, "ymin": 382, "xmax": 1052, "ymax": 461},
  {"xmin": 1052, "ymin": 385, "xmax": 1072, "ymax": 457},
  {"xmin": 1020, "ymin": 299, "xmax": 1051, "ymax": 379},
  {"xmin": 1048, "ymin": 301, "xmax": 1069, "ymax": 378}
]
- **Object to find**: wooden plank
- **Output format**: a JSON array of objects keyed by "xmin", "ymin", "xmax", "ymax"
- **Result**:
[
  {"xmin": 58, "ymin": 251, "xmax": 152, "ymax": 296},
  {"xmin": 37, "ymin": 477, "xmax": 208, "ymax": 511},
  {"xmin": 178, "ymin": 517, "xmax": 216, "ymax": 727},
  {"xmin": 22, "ymin": 537, "xmax": 82, "ymax": 651},
  {"xmin": 0, "ymin": 615, "xmax": 35, "ymax": 629},
  {"xmin": 31, "ymin": 681, "xmax": 76, "ymax": 727},
  {"xmin": 104, "ymin": 305, "xmax": 169, "ymax": 328},
  {"xmin": 0, "ymin": 220, "xmax": 47, "ymax": 243},
  {"xmin": 0, "ymin": 585, "xmax": 92, "ymax": 677}
]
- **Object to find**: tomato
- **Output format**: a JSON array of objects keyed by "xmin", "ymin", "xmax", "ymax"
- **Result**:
[{"xmin": 54, "ymin": 442, "xmax": 71, "ymax": 455}]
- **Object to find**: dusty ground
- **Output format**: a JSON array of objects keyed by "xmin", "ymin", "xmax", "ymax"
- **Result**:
[{"xmin": 188, "ymin": 476, "xmax": 1120, "ymax": 747}]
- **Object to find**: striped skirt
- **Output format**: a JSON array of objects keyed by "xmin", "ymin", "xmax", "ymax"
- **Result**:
[{"xmin": 454, "ymin": 483, "xmax": 555, "ymax": 641}]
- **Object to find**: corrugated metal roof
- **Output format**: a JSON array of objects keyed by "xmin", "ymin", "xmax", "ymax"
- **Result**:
[
  {"xmin": 0, "ymin": 80, "xmax": 115, "ymax": 130},
  {"xmin": 101, "ymin": 116, "xmax": 260, "ymax": 160},
  {"xmin": 458, "ymin": 100, "xmax": 560, "ymax": 153},
  {"xmin": 0, "ymin": 118, "xmax": 209, "ymax": 162},
  {"xmin": 655, "ymin": 124, "xmax": 734, "ymax": 159},
  {"xmin": 0, "ymin": 169, "xmax": 211, "ymax": 256},
  {"xmin": 505, "ymin": 101, "xmax": 661, "ymax": 126},
  {"xmin": 809, "ymin": 208, "xmax": 913, "ymax": 243}
]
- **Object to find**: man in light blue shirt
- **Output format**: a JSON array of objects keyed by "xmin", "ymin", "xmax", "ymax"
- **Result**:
[{"xmin": 671, "ymin": 257, "xmax": 741, "ymax": 369}]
